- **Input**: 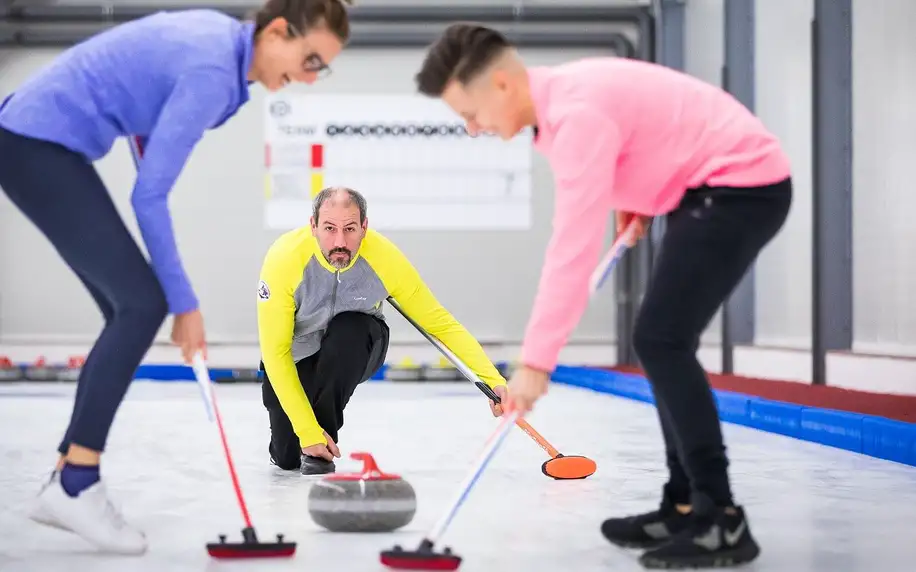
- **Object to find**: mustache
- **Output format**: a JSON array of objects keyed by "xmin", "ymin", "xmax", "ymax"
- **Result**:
[{"xmin": 329, "ymin": 248, "xmax": 351, "ymax": 256}]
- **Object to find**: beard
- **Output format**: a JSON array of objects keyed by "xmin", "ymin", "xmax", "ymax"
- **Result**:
[{"xmin": 325, "ymin": 247, "xmax": 352, "ymax": 269}]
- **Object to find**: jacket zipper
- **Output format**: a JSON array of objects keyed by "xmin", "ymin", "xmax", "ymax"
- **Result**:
[{"xmin": 330, "ymin": 270, "xmax": 340, "ymax": 321}]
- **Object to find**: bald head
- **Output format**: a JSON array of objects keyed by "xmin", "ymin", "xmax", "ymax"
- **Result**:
[{"xmin": 312, "ymin": 186, "xmax": 367, "ymax": 225}]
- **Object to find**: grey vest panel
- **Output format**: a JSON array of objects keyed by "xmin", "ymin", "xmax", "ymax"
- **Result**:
[{"xmin": 290, "ymin": 256, "xmax": 388, "ymax": 362}]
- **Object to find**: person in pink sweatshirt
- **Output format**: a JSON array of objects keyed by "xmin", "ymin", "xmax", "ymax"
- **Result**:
[{"xmin": 414, "ymin": 23, "xmax": 792, "ymax": 570}]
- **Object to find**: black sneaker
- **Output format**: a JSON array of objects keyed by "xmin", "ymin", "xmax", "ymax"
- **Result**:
[
  {"xmin": 601, "ymin": 498, "xmax": 693, "ymax": 549},
  {"xmin": 299, "ymin": 454, "xmax": 335, "ymax": 476},
  {"xmin": 638, "ymin": 505, "xmax": 760, "ymax": 569}
]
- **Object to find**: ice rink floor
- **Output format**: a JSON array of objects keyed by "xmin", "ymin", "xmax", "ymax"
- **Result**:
[{"xmin": 1, "ymin": 379, "xmax": 915, "ymax": 572}]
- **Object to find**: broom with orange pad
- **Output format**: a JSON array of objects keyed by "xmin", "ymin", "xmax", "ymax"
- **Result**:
[{"xmin": 386, "ymin": 297, "xmax": 597, "ymax": 481}]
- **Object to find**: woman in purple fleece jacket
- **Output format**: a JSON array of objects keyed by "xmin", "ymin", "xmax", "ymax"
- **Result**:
[{"xmin": 0, "ymin": 0, "xmax": 352, "ymax": 555}]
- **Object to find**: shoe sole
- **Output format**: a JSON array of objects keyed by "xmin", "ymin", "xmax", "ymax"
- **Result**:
[
  {"xmin": 30, "ymin": 513, "xmax": 72, "ymax": 533},
  {"xmin": 300, "ymin": 464, "xmax": 335, "ymax": 476},
  {"xmin": 30, "ymin": 510, "xmax": 147, "ymax": 555},
  {"xmin": 638, "ymin": 544, "xmax": 760, "ymax": 569},
  {"xmin": 30, "ymin": 498, "xmax": 74, "ymax": 533},
  {"xmin": 604, "ymin": 537, "xmax": 670, "ymax": 550}
]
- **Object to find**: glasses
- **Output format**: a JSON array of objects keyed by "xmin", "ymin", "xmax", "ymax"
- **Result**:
[
  {"xmin": 288, "ymin": 24, "xmax": 332, "ymax": 79},
  {"xmin": 303, "ymin": 53, "xmax": 331, "ymax": 78}
]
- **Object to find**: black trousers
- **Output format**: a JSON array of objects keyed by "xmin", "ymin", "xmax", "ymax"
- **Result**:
[
  {"xmin": 633, "ymin": 177, "xmax": 792, "ymax": 509},
  {"xmin": 261, "ymin": 311, "xmax": 390, "ymax": 470},
  {"xmin": 0, "ymin": 127, "xmax": 168, "ymax": 455}
]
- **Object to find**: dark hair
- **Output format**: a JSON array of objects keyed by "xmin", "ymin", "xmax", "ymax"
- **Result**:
[
  {"xmin": 415, "ymin": 23, "xmax": 512, "ymax": 96},
  {"xmin": 313, "ymin": 187, "xmax": 368, "ymax": 224},
  {"xmin": 252, "ymin": 0, "xmax": 354, "ymax": 43}
]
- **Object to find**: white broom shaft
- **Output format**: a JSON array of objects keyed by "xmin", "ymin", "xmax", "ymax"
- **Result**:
[
  {"xmin": 427, "ymin": 409, "xmax": 520, "ymax": 543},
  {"xmin": 588, "ymin": 219, "xmax": 638, "ymax": 294}
]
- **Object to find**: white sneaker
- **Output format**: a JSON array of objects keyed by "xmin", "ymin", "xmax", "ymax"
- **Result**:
[
  {"xmin": 29, "ymin": 473, "xmax": 71, "ymax": 531},
  {"xmin": 30, "ymin": 472, "xmax": 147, "ymax": 555}
]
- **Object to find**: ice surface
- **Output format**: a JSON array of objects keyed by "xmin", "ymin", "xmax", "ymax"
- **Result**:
[{"xmin": 1, "ymin": 380, "xmax": 915, "ymax": 572}]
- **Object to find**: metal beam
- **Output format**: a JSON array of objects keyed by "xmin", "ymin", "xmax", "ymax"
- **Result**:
[
  {"xmin": 719, "ymin": 0, "xmax": 756, "ymax": 374},
  {"xmin": 0, "ymin": 21, "xmax": 637, "ymax": 51},
  {"xmin": 1, "ymin": 3, "xmax": 652, "ymax": 24},
  {"xmin": 811, "ymin": 0, "xmax": 853, "ymax": 385},
  {"xmin": 0, "ymin": 3, "xmax": 649, "ymax": 53}
]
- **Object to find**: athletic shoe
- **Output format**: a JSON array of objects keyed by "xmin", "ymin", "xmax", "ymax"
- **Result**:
[
  {"xmin": 30, "ymin": 471, "xmax": 147, "ymax": 555},
  {"xmin": 29, "ymin": 473, "xmax": 71, "ymax": 532},
  {"xmin": 601, "ymin": 496, "xmax": 693, "ymax": 549},
  {"xmin": 300, "ymin": 454, "xmax": 335, "ymax": 476},
  {"xmin": 638, "ymin": 505, "xmax": 760, "ymax": 569}
]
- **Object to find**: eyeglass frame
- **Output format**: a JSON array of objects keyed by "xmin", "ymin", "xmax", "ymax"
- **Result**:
[{"xmin": 287, "ymin": 23, "xmax": 332, "ymax": 79}]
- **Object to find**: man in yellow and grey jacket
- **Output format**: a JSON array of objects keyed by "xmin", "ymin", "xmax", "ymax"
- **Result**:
[{"xmin": 257, "ymin": 186, "xmax": 507, "ymax": 475}]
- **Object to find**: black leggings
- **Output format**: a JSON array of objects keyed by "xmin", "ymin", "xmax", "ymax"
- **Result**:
[
  {"xmin": 261, "ymin": 311, "xmax": 390, "ymax": 470},
  {"xmin": 0, "ymin": 127, "xmax": 168, "ymax": 455},
  {"xmin": 633, "ymin": 177, "xmax": 792, "ymax": 510}
]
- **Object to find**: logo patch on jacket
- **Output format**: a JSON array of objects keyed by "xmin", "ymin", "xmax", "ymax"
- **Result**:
[{"xmin": 257, "ymin": 280, "xmax": 271, "ymax": 301}]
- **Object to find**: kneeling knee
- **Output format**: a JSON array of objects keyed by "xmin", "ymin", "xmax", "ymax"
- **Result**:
[{"xmin": 325, "ymin": 312, "xmax": 377, "ymax": 347}]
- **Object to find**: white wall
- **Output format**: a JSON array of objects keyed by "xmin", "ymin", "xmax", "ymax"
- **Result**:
[
  {"xmin": 852, "ymin": 0, "xmax": 916, "ymax": 357},
  {"xmin": 687, "ymin": 0, "xmax": 916, "ymax": 358},
  {"xmin": 752, "ymin": 0, "xmax": 815, "ymax": 350},
  {"xmin": 0, "ymin": 46, "xmax": 622, "ymax": 350},
  {"xmin": 687, "ymin": 0, "xmax": 814, "ymax": 351},
  {"xmin": 4, "ymin": 0, "xmax": 916, "ymax": 378}
]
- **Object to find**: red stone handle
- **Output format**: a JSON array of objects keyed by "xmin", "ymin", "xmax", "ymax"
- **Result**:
[{"xmin": 350, "ymin": 452, "xmax": 398, "ymax": 479}]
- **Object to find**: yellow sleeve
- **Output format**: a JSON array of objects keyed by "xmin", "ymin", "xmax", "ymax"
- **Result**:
[
  {"xmin": 257, "ymin": 235, "xmax": 327, "ymax": 448},
  {"xmin": 365, "ymin": 231, "xmax": 506, "ymax": 389}
]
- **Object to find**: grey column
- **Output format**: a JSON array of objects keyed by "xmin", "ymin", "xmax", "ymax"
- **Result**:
[
  {"xmin": 720, "ymin": 0, "xmax": 756, "ymax": 374},
  {"xmin": 811, "ymin": 0, "xmax": 853, "ymax": 385},
  {"xmin": 614, "ymin": 0, "xmax": 685, "ymax": 366},
  {"xmin": 655, "ymin": 0, "xmax": 685, "ymax": 69}
]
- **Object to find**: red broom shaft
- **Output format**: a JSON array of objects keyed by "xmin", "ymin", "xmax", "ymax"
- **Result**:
[
  {"xmin": 211, "ymin": 390, "xmax": 254, "ymax": 528},
  {"xmin": 130, "ymin": 137, "xmax": 264, "ymax": 541}
]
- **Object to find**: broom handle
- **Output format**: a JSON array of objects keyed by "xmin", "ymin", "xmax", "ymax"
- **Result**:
[
  {"xmin": 589, "ymin": 218, "xmax": 638, "ymax": 294},
  {"xmin": 386, "ymin": 297, "xmax": 561, "ymax": 459},
  {"xmin": 427, "ymin": 409, "xmax": 520, "ymax": 543},
  {"xmin": 191, "ymin": 353, "xmax": 255, "ymax": 529}
]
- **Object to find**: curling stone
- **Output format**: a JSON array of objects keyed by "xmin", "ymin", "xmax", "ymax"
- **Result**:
[
  {"xmin": 424, "ymin": 356, "xmax": 461, "ymax": 382},
  {"xmin": 24, "ymin": 356, "xmax": 59, "ymax": 382},
  {"xmin": 308, "ymin": 452, "xmax": 416, "ymax": 533},
  {"xmin": 57, "ymin": 356, "xmax": 84, "ymax": 382},
  {"xmin": 384, "ymin": 357, "xmax": 424, "ymax": 382},
  {"xmin": 0, "ymin": 356, "xmax": 23, "ymax": 382}
]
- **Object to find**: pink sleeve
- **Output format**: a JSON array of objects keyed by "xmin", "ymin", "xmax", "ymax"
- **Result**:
[{"xmin": 519, "ymin": 105, "xmax": 621, "ymax": 372}]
